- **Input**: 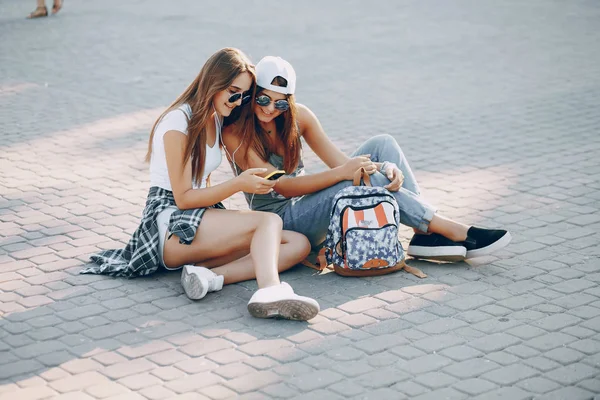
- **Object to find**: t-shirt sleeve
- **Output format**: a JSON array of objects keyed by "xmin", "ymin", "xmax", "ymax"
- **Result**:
[{"xmin": 156, "ymin": 108, "xmax": 189, "ymax": 136}]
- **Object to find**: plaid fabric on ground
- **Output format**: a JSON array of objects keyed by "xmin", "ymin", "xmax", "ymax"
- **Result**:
[{"xmin": 81, "ymin": 186, "xmax": 223, "ymax": 278}]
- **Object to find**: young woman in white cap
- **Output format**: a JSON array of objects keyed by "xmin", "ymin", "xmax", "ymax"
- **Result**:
[
  {"xmin": 83, "ymin": 49, "xmax": 319, "ymax": 321},
  {"xmin": 222, "ymin": 56, "xmax": 511, "ymax": 262}
]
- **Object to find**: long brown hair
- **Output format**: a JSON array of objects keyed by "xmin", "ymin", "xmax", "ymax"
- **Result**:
[
  {"xmin": 233, "ymin": 76, "xmax": 301, "ymax": 174},
  {"xmin": 146, "ymin": 48, "xmax": 255, "ymax": 185}
]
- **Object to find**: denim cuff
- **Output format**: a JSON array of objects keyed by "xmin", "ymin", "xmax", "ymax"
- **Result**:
[{"xmin": 417, "ymin": 205, "xmax": 436, "ymax": 233}]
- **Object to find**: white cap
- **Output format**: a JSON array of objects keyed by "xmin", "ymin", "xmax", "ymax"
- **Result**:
[{"xmin": 255, "ymin": 56, "xmax": 296, "ymax": 95}]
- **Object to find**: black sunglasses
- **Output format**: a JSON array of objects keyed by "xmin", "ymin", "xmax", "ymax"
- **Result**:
[
  {"xmin": 228, "ymin": 91, "xmax": 251, "ymax": 105},
  {"xmin": 255, "ymin": 95, "xmax": 289, "ymax": 111}
]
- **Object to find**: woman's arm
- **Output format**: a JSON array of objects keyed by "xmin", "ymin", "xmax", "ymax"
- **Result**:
[
  {"xmin": 297, "ymin": 104, "xmax": 350, "ymax": 169},
  {"xmin": 164, "ymin": 130, "xmax": 274, "ymax": 210},
  {"xmin": 222, "ymin": 124, "xmax": 373, "ymax": 199},
  {"xmin": 299, "ymin": 104, "xmax": 389, "ymax": 172}
]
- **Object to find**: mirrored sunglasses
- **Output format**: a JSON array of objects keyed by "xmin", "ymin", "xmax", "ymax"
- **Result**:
[{"xmin": 255, "ymin": 95, "xmax": 289, "ymax": 111}]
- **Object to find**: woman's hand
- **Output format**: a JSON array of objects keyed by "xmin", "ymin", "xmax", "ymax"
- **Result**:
[
  {"xmin": 383, "ymin": 163, "xmax": 404, "ymax": 191},
  {"xmin": 340, "ymin": 155, "xmax": 377, "ymax": 180},
  {"xmin": 235, "ymin": 168, "xmax": 277, "ymax": 194}
]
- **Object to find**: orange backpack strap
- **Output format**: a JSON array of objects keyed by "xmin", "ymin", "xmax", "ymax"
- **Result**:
[
  {"xmin": 300, "ymin": 248, "xmax": 333, "ymax": 272},
  {"xmin": 352, "ymin": 167, "xmax": 372, "ymax": 187},
  {"xmin": 402, "ymin": 262, "xmax": 427, "ymax": 278}
]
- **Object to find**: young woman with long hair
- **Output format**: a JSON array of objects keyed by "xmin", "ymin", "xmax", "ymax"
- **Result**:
[
  {"xmin": 222, "ymin": 56, "xmax": 511, "ymax": 263},
  {"xmin": 83, "ymin": 49, "xmax": 319, "ymax": 321}
]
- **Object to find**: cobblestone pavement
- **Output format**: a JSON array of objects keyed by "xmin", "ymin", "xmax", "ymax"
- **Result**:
[{"xmin": 1, "ymin": 0, "xmax": 600, "ymax": 399}]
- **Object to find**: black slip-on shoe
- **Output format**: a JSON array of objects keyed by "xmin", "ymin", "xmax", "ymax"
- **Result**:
[
  {"xmin": 407, "ymin": 233, "xmax": 467, "ymax": 262},
  {"xmin": 463, "ymin": 227, "xmax": 512, "ymax": 258}
]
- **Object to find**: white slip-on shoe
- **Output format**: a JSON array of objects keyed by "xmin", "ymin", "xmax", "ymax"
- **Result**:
[
  {"xmin": 181, "ymin": 265, "xmax": 224, "ymax": 300},
  {"xmin": 247, "ymin": 282, "xmax": 320, "ymax": 321}
]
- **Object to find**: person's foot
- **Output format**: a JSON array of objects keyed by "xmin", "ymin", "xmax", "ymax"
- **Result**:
[
  {"xmin": 407, "ymin": 233, "xmax": 467, "ymax": 262},
  {"xmin": 462, "ymin": 227, "xmax": 512, "ymax": 258},
  {"xmin": 181, "ymin": 265, "xmax": 224, "ymax": 300},
  {"xmin": 27, "ymin": 6, "xmax": 48, "ymax": 19},
  {"xmin": 247, "ymin": 282, "xmax": 320, "ymax": 321},
  {"xmin": 52, "ymin": 0, "xmax": 63, "ymax": 15}
]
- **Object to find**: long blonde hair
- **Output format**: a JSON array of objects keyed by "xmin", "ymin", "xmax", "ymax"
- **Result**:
[{"xmin": 146, "ymin": 48, "xmax": 255, "ymax": 185}]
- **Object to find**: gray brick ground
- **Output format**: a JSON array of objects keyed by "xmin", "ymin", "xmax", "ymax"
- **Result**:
[{"xmin": 1, "ymin": 0, "xmax": 600, "ymax": 398}]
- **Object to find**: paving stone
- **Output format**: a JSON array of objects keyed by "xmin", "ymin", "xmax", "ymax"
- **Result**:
[
  {"xmin": 443, "ymin": 358, "xmax": 501, "ymax": 379},
  {"xmin": 85, "ymin": 382, "xmax": 131, "ymax": 398},
  {"xmin": 243, "ymin": 356, "xmax": 279, "ymax": 371},
  {"xmin": 412, "ymin": 334, "xmax": 465, "ymax": 353},
  {"xmin": 414, "ymin": 318, "xmax": 468, "ymax": 335},
  {"xmin": 526, "ymin": 332, "xmax": 579, "ymax": 352},
  {"xmin": 412, "ymin": 387, "xmax": 468, "ymax": 400},
  {"xmin": 356, "ymin": 367, "xmax": 410, "ymax": 389},
  {"xmin": 398, "ymin": 354, "xmax": 452, "ymax": 374},
  {"xmin": 200, "ymin": 384, "xmax": 238, "ymax": 400},
  {"xmin": 224, "ymin": 370, "xmax": 281, "ymax": 393},
  {"xmin": 545, "ymin": 363, "xmax": 599, "ymax": 385},
  {"xmin": 149, "ymin": 366, "xmax": 186, "ymax": 382},
  {"xmin": 102, "ymin": 358, "xmax": 157, "ymax": 380},
  {"xmin": 414, "ymin": 371, "xmax": 458, "ymax": 389},
  {"xmin": 481, "ymin": 363, "xmax": 539, "ymax": 385},
  {"xmin": 289, "ymin": 389, "xmax": 344, "ymax": 400},
  {"xmin": 352, "ymin": 333, "xmax": 408, "ymax": 355},
  {"xmin": 471, "ymin": 386, "xmax": 532, "ymax": 400},
  {"xmin": 468, "ymin": 333, "xmax": 521, "ymax": 352},
  {"xmin": 569, "ymin": 338, "xmax": 600, "ymax": 355},
  {"xmin": 540, "ymin": 386, "xmax": 595, "ymax": 400},
  {"xmin": 50, "ymin": 371, "xmax": 108, "ymax": 393},
  {"xmin": 328, "ymin": 380, "xmax": 365, "ymax": 397},
  {"xmin": 484, "ymin": 351, "xmax": 522, "ymax": 366},
  {"xmin": 544, "ymin": 346, "xmax": 586, "ymax": 364},
  {"xmin": 327, "ymin": 360, "xmax": 374, "ymax": 378},
  {"xmin": 173, "ymin": 358, "xmax": 219, "ymax": 375},
  {"xmin": 165, "ymin": 371, "xmax": 222, "ymax": 394},
  {"xmin": 118, "ymin": 372, "xmax": 162, "ymax": 391},
  {"xmin": 393, "ymin": 381, "xmax": 429, "ymax": 397},
  {"xmin": 439, "ymin": 345, "xmax": 483, "ymax": 362},
  {"xmin": 355, "ymin": 388, "xmax": 408, "ymax": 400},
  {"xmin": 0, "ymin": 386, "xmax": 57, "ymax": 400},
  {"xmin": 578, "ymin": 378, "xmax": 600, "ymax": 394},
  {"xmin": 180, "ymin": 338, "xmax": 235, "ymax": 357},
  {"xmin": 523, "ymin": 356, "xmax": 563, "ymax": 373},
  {"xmin": 516, "ymin": 376, "xmax": 561, "ymax": 394},
  {"xmin": 367, "ymin": 352, "xmax": 401, "ymax": 367},
  {"xmin": 452, "ymin": 378, "xmax": 498, "ymax": 396},
  {"xmin": 337, "ymin": 297, "xmax": 388, "ymax": 313}
]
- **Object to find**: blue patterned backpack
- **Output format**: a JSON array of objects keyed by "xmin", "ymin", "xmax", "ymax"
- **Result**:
[{"xmin": 308, "ymin": 169, "xmax": 426, "ymax": 278}]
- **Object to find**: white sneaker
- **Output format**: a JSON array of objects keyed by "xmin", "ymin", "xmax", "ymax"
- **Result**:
[
  {"xmin": 181, "ymin": 265, "xmax": 224, "ymax": 300},
  {"xmin": 247, "ymin": 282, "xmax": 320, "ymax": 321}
]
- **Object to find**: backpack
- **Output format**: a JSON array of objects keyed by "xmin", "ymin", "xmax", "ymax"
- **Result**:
[{"xmin": 306, "ymin": 168, "xmax": 426, "ymax": 278}]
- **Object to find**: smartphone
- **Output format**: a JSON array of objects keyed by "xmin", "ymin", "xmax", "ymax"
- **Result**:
[{"xmin": 264, "ymin": 170, "xmax": 286, "ymax": 181}]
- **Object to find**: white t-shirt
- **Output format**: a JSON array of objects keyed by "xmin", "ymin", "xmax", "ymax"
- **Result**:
[{"xmin": 149, "ymin": 104, "xmax": 222, "ymax": 191}]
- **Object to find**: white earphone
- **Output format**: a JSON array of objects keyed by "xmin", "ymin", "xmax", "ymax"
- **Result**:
[{"xmin": 214, "ymin": 108, "xmax": 255, "ymax": 209}]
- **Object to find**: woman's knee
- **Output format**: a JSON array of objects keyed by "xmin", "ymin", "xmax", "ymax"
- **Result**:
[
  {"xmin": 256, "ymin": 211, "xmax": 283, "ymax": 230},
  {"xmin": 358, "ymin": 134, "xmax": 401, "ymax": 158},
  {"xmin": 373, "ymin": 134, "xmax": 399, "ymax": 148},
  {"xmin": 288, "ymin": 231, "xmax": 311, "ymax": 259}
]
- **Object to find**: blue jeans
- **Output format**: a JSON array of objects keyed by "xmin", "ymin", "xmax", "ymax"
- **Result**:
[{"xmin": 280, "ymin": 134, "xmax": 436, "ymax": 247}]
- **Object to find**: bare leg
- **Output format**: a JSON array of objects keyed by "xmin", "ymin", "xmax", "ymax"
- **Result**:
[
  {"xmin": 428, "ymin": 215, "xmax": 469, "ymax": 242},
  {"xmin": 27, "ymin": 0, "xmax": 48, "ymax": 18},
  {"xmin": 201, "ymin": 231, "xmax": 310, "ymax": 284},
  {"xmin": 52, "ymin": 0, "xmax": 63, "ymax": 14},
  {"xmin": 163, "ymin": 210, "xmax": 309, "ymax": 288}
]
